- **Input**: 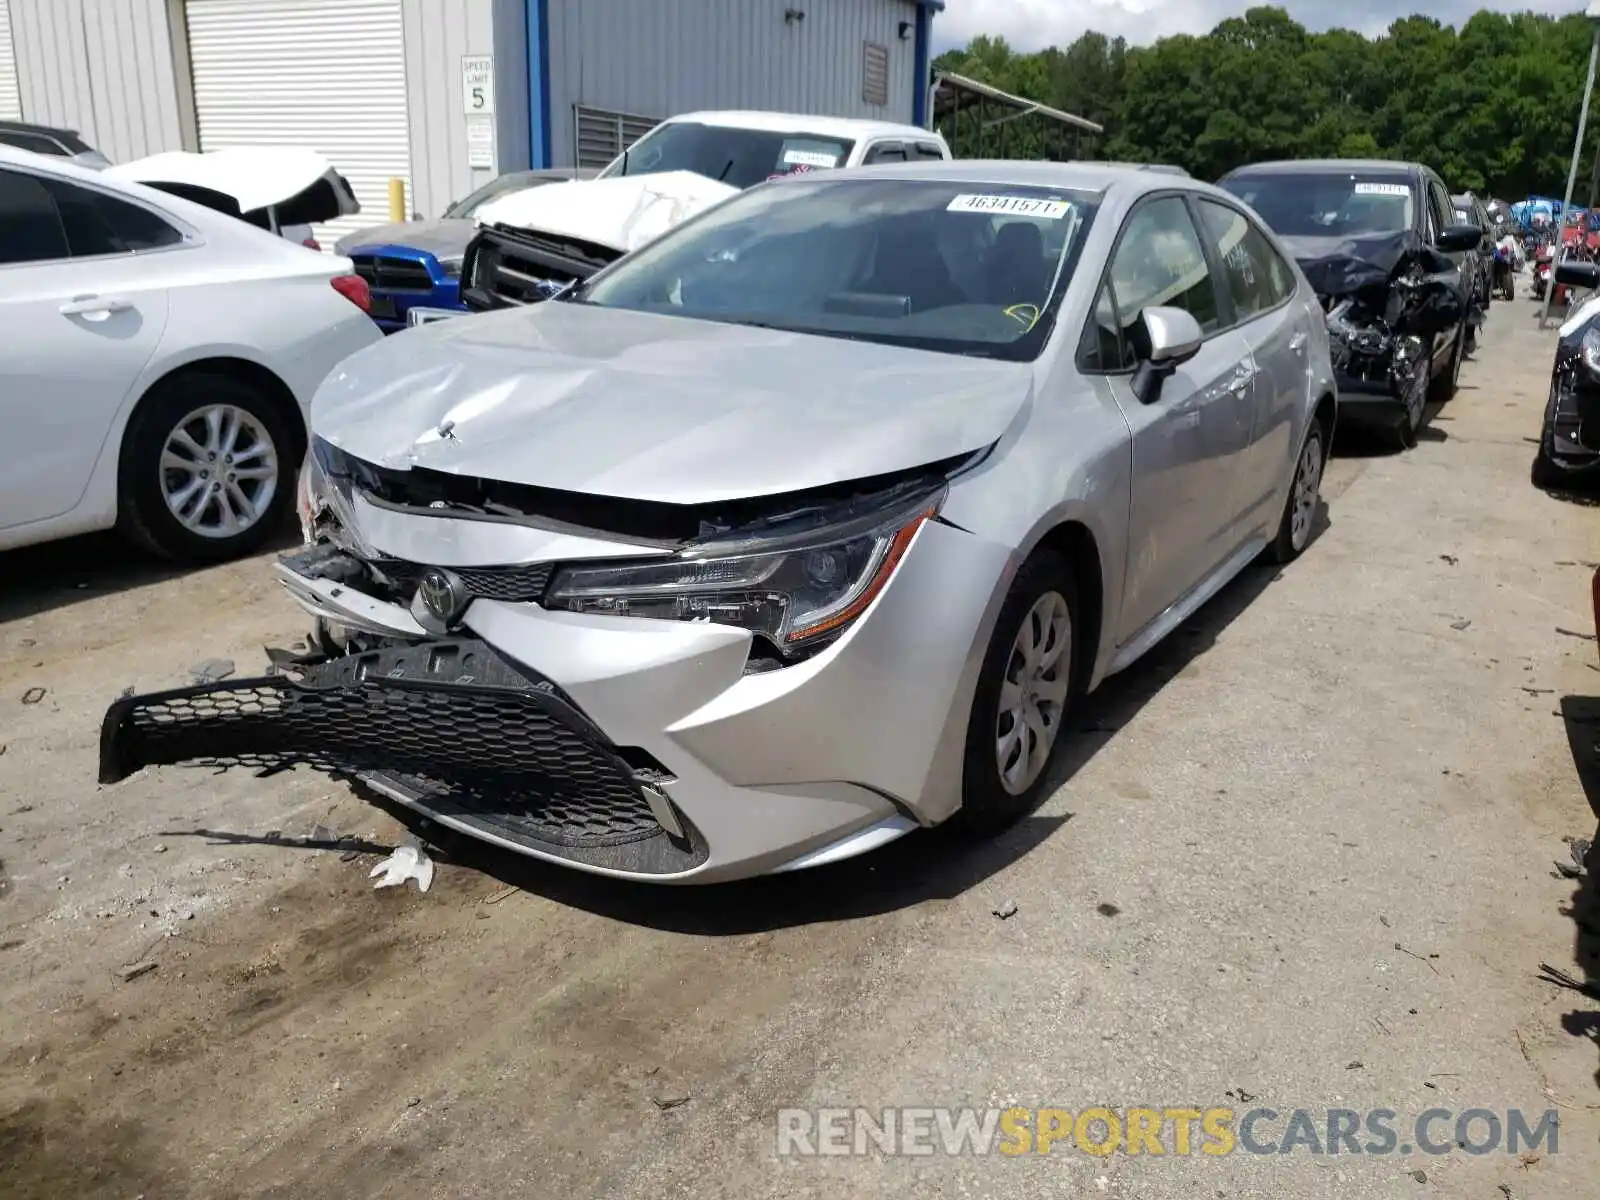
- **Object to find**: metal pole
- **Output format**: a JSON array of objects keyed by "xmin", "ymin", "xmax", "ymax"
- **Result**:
[{"xmin": 1543, "ymin": 22, "xmax": 1600, "ymax": 327}]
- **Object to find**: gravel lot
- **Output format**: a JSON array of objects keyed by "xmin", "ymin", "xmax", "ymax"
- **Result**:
[{"xmin": 2, "ymin": 309, "xmax": 1597, "ymax": 1199}]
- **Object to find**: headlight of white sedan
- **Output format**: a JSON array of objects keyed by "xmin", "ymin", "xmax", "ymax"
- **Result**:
[{"xmin": 545, "ymin": 491, "xmax": 942, "ymax": 654}]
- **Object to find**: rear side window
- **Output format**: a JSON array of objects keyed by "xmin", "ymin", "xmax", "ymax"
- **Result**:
[
  {"xmin": 913, "ymin": 143, "xmax": 946, "ymax": 161},
  {"xmin": 862, "ymin": 142, "xmax": 908, "ymax": 164},
  {"xmin": 0, "ymin": 168, "xmax": 70, "ymax": 263},
  {"xmin": 1195, "ymin": 199, "xmax": 1295, "ymax": 320},
  {"xmin": 39, "ymin": 178, "xmax": 184, "ymax": 255},
  {"xmin": 1105, "ymin": 195, "xmax": 1222, "ymax": 353}
]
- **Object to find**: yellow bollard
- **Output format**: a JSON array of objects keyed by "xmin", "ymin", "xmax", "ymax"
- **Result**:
[{"xmin": 388, "ymin": 177, "xmax": 406, "ymax": 223}]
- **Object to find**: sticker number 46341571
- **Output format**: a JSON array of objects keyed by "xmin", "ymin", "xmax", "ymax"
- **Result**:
[{"xmin": 947, "ymin": 193, "xmax": 1071, "ymax": 220}]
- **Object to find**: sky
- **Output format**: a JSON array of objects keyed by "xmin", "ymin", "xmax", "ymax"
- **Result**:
[{"xmin": 932, "ymin": 0, "xmax": 1585, "ymax": 52}]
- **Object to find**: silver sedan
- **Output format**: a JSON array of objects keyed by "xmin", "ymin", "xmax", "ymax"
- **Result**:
[{"xmin": 100, "ymin": 162, "xmax": 1337, "ymax": 883}]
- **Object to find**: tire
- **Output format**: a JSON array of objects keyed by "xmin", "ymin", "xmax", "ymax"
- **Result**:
[
  {"xmin": 118, "ymin": 372, "xmax": 298, "ymax": 563},
  {"xmin": 951, "ymin": 550, "xmax": 1081, "ymax": 835},
  {"xmin": 1531, "ymin": 445, "xmax": 1563, "ymax": 490},
  {"xmin": 1266, "ymin": 422, "xmax": 1326, "ymax": 564},
  {"xmin": 1396, "ymin": 353, "xmax": 1428, "ymax": 450},
  {"xmin": 1428, "ymin": 324, "xmax": 1464, "ymax": 405}
]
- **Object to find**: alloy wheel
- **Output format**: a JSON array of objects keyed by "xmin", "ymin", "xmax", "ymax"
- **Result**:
[
  {"xmin": 159, "ymin": 404, "xmax": 280, "ymax": 539},
  {"xmin": 995, "ymin": 591, "xmax": 1072, "ymax": 795},
  {"xmin": 1290, "ymin": 432, "xmax": 1323, "ymax": 552}
]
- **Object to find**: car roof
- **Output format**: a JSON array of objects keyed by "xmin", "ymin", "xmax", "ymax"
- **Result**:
[
  {"xmin": 0, "ymin": 142, "xmax": 111, "ymax": 178},
  {"xmin": 0, "ymin": 118, "xmax": 83, "ymax": 139},
  {"xmin": 662, "ymin": 110, "xmax": 945, "ymax": 142},
  {"xmin": 1224, "ymin": 159, "xmax": 1418, "ymax": 179},
  {"xmin": 771, "ymin": 157, "xmax": 1229, "ymax": 197}
]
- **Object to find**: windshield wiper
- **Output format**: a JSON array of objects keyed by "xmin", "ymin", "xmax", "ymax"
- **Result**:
[{"xmin": 716, "ymin": 159, "xmax": 735, "ymax": 182}]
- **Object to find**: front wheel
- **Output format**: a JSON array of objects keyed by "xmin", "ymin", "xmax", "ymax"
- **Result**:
[
  {"xmin": 1428, "ymin": 324, "xmax": 1464, "ymax": 405},
  {"xmin": 118, "ymin": 373, "xmax": 297, "ymax": 563},
  {"xmin": 1266, "ymin": 422, "xmax": 1326, "ymax": 564},
  {"xmin": 952, "ymin": 550, "xmax": 1081, "ymax": 835}
]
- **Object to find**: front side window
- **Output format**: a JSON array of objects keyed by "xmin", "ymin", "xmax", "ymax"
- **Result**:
[
  {"xmin": 575, "ymin": 178, "xmax": 1097, "ymax": 361},
  {"xmin": 599, "ymin": 122, "xmax": 856, "ymax": 189},
  {"xmin": 1221, "ymin": 171, "xmax": 1416, "ymax": 238},
  {"xmin": 0, "ymin": 168, "xmax": 70, "ymax": 263},
  {"xmin": 1195, "ymin": 199, "xmax": 1295, "ymax": 319},
  {"xmin": 1105, "ymin": 195, "xmax": 1221, "ymax": 353}
]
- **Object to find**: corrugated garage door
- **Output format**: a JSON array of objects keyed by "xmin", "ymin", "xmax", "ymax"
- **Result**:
[
  {"xmin": 185, "ymin": 0, "xmax": 410, "ymax": 245},
  {"xmin": 0, "ymin": 0, "xmax": 22, "ymax": 121},
  {"xmin": 574, "ymin": 105, "xmax": 660, "ymax": 171}
]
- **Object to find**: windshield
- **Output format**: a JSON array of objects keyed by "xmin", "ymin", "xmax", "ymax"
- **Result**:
[
  {"xmin": 445, "ymin": 173, "xmax": 562, "ymax": 220},
  {"xmin": 1221, "ymin": 172, "xmax": 1416, "ymax": 238},
  {"xmin": 573, "ymin": 178, "xmax": 1096, "ymax": 361},
  {"xmin": 599, "ymin": 122, "xmax": 856, "ymax": 190}
]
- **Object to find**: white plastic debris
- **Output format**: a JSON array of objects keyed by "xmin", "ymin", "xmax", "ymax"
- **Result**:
[{"xmin": 369, "ymin": 838, "xmax": 435, "ymax": 893}]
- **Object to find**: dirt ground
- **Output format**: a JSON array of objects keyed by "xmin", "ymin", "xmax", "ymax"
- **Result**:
[{"xmin": 2, "ymin": 308, "xmax": 1598, "ymax": 1199}]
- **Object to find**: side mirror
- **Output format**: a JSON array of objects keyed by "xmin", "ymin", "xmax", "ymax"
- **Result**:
[
  {"xmin": 1132, "ymin": 306, "xmax": 1204, "ymax": 404},
  {"xmin": 1436, "ymin": 223, "xmax": 1483, "ymax": 253},
  {"xmin": 1556, "ymin": 260, "xmax": 1600, "ymax": 290}
]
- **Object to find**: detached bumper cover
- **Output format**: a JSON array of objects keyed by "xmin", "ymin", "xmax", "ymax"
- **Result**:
[{"xmin": 99, "ymin": 638, "xmax": 708, "ymax": 874}]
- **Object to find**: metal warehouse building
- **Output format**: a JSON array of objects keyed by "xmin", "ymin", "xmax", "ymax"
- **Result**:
[{"xmin": 0, "ymin": 0, "xmax": 939, "ymax": 240}]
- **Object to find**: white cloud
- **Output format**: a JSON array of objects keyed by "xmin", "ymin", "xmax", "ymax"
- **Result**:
[{"xmin": 933, "ymin": 0, "xmax": 1582, "ymax": 53}]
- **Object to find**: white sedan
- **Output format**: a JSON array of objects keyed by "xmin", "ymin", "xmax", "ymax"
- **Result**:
[{"xmin": 0, "ymin": 145, "xmax": 381, "ymax": 562}]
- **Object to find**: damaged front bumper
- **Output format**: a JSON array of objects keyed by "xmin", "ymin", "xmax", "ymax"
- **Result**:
[
  {"xmin": 1323, "ymin": 300, "xmax": 1429, "ymax": 425},
  {"xmin": 99, "ymin": 636, "xmax": 717, "ymax": 876},
  {"xmin": 1541, "ymin": 364, "xmax": 1600, "ymax": 480},
  {"xmin": 100, "ymin": 514, "xmax": 1008, "ymax": 882}
]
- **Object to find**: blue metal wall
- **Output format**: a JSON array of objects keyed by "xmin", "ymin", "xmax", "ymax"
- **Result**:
[{"xmin": 524, "ymin": 0, "xmax": 938, "ymax": 168}]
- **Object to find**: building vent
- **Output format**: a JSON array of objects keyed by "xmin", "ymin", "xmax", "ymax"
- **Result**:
[
  {"xmin": 573, "ymin": 105, "xmax": 660, "ymax": 170},
  {"xmin": 863, "ymin": 41, "xmax": 890, "ymax": 107}
]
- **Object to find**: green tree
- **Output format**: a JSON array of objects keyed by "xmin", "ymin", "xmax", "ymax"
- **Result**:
[{"xmin": 935, "ymin": 5, "xmax": 1600, "ymax": 199}]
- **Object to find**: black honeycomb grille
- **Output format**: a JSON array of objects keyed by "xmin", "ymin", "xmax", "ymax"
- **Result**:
[
  {"xmin": 99, "ymin": 640, "xmax": 659, "ymax": 848},
  {"xmin": 372, "ymin": 559, "xmax": 554, "ymax": 604}
]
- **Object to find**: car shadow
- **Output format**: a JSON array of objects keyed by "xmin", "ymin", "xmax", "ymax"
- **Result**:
[
  {"xmin": 1555, "ymin": 695, "xmax": 1600, "ymax": 1090},
  {"xmin": 346, "ymin": 539, "xmax": 1297, "ymax": 934},
  {"xmin": 1332, "ymin": 412, "xmax": 1448, "ymax": 457},
  {"xmin": 0, "ymin": 520, "xmax": 299, "ymax": 625}
]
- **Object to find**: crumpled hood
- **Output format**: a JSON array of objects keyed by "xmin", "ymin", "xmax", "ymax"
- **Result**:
[
  {"xmin": 336, "ymin": 218, "xmax": 475, "ymax": 259},
  {"xmin": 1280, "ymin": 230, "xmax": 1464, "ymax": 334},
  {"xmin": 471, "ymin": 171, "xmax": 738, "ymax": 253},
  {"xmin": 311, "ymin": 301, "xmax": 1033, "ymax": 504},
  {"xmin": 1277, "ymin": 231, "xmax": 1438, "ymax": 298}
]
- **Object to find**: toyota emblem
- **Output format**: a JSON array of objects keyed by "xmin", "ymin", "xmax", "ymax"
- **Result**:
[{"xmin": 413, "ymin": 567, "xmax": 471, "ymax": 632}]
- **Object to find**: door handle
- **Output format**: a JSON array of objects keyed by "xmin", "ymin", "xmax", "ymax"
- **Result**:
[
  {"xmin": 1226, "ymin": 366, "xmax": 1257, "ymax": 395},
  {"xmin": 59, "ymin": 295, "xmax": 132, "ymax": 318},
  {"xmin": 1288, "ymin": 330, "xmax": 1309, "ymax": 352}
]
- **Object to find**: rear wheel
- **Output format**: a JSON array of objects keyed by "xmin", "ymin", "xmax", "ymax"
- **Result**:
[
  {"xmin": 952, "ymin": 550, "xmax": 1081, "ymax": 835},
  {"xmin": 119, "ymin": 373, "xmax": 296, "ymax": 562}
]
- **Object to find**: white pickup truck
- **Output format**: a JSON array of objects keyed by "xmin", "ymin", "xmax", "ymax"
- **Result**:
[{"xmin": 450, "ymin": 110, "xmax": 952, "ymax": 315}]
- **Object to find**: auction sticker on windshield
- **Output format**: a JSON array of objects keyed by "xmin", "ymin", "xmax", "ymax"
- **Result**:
[
  {"xmin": 948, "ymin": 194, "xmax": 1071, "ymax": 219},
  {"xmin": 1353, "ymin": 182, "xmax": 1411, "ymax": 197},
  {"xmin": 783, "ymin": 149, "xmax": 840, "ymax": 168}
]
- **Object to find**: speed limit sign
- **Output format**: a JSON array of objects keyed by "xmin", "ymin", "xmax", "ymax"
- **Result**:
[{"xmin": 462, "ymin": 56, "xmax": 495, "ymax": 115}]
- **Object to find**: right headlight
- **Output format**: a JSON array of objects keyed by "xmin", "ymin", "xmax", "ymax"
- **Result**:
[
  {"xmin": 297, "ymin": 438, "xmax": 373, "ymax": 555},
  {"xmin": 544, "ymin": 492, "xmax": 942, "ymax": 655}
]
